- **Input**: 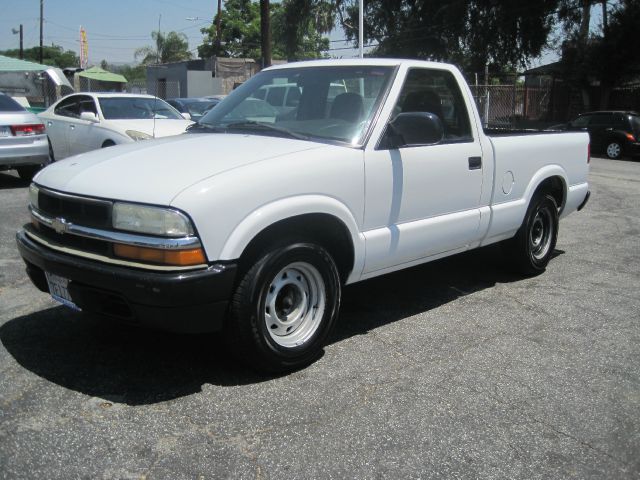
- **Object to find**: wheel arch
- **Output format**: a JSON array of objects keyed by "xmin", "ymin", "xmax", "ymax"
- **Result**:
[
  {"xmin": 524, "ymin": 166, "xmax": 568, "ymax": 213},
  {"xmin": 219, "ymin": 196, "xmax": 364, "ymax": 284}
]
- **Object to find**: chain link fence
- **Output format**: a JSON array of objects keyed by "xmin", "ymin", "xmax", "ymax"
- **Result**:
[
  {"xmin": 468, "ymin": 75, "xmax": 553, "ymax": 129},
  {"xmin": 77, "ymin": 78, "xmax": 180, "ymax": 99}
]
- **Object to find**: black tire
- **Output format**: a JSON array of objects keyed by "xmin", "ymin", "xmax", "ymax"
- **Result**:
[
  {"xmin": 16, "ymin": 165, "xmax": 42, "ymax": 181},
  {"xmin": 225, "ymin": 242, "xmax": 341, "ymax": 373},
  {"xmin": 505, "ymin": 193, "xmax": 559, "ymax": 275},
  {"xmin": 102, "ymin": 140, "xmax": 116, "ymax": 148},
  {"xmin": 605, "ymin": 141, "xmax": 622, "ymax": 159},
  {"xmin": 48, "ymin": 138, "xmax": 55, "ymax": 162}
]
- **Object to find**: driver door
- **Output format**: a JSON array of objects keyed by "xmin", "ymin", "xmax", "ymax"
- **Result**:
[{"xmin": 362, "ymin": 68, "xmax": 484, "ymax": 274}]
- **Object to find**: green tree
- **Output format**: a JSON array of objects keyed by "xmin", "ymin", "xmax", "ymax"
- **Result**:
[
  {"xmin": 557, "ymin": 0, "xmax": 640, "ymax": 109},
  {"xmin": 0, "ymin": 45, "xmax": 79, "ymax": 68},
  {"xmin": 112, "ymin": 64, "xmax": 146, "ymax": 82},
  {"xmin": 135, "ymin": 31, "xmax": 192, "ymax": 65},
  {"xmin": 337, "ymin": 0, "xmax": 560, "ymax": 73},
  {"xmin": 197, "ymin": 0, "xmax": 329, "ymax": 61}
]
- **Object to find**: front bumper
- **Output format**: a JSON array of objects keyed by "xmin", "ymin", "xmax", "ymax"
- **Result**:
[{"xmin": 16, "ymin": 230, "xmax": 237, "ymax": 333}]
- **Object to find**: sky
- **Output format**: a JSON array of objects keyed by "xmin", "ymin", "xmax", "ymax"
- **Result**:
[
  {"xmin": 0, "ymin": 0, "xmax": 605, "ymax": 68},
  {"xmin": 0, "ymin": 0, "xmax": 365, "ymax": 64}
]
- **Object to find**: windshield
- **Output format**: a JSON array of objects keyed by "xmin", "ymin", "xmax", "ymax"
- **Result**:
[
  {"xmin": 99, "ymin": 97, "xmax": 183, "ymax": 120},
  {"xmin": 184, "ymin": 100, "xmax": 219, "ymax": 117},
  {"xmin": 198, "ymin": 65, "xmax": 395, "ymax": 145},
  {"xmin": 0, "ymin": 94, "xmax": 25, "ymax": 112}
]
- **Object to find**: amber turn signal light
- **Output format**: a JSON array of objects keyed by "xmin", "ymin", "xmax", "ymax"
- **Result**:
[{"xmin": 113, "ymin": 244, "xmax": 206, "ymax": 266}]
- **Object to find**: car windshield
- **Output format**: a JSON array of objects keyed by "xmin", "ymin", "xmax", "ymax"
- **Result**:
[
  {"xmin": 184, "ymin": 100, "xmax": 218, "ymax": 117},
  {"xmin": 198, "ymin": 65, "xmax": 395, "ymax": 145},
  {"xmin": 0, "ymin": 94, "xmax": 26, "ymax": 112},
  {"xmin": 98, "ymin": 97, "xmax": 183, "ymax": 120}
]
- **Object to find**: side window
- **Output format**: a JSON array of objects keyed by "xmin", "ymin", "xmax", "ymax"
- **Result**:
[
  {"xmin": 384, "ymin": 68, "xmax": 473, "ymax": 147},
  {"xmin": 572, "ymin": 115, "xmax": 590, "ymax": 127},
  {"xmin": 54, "ymin": 96, "xmax": 79, "ymax": 118},
  {"xmin": 77, "ymin": 96, "xmax": 97, "ymax": 115},
  {"xmin": 285, "ymin": 86, "xmax": 301, "ymax": 107},
  {"xmin": 266, "ymin": 86, "xmax": 286, "ymax": 107},
  {"xmin": 252, "ymin": 87, "xmax": 267, "ymax": 100},
  {"xmin": 589, "ymin": 114, "xmax": 613, "ymax": 126}
]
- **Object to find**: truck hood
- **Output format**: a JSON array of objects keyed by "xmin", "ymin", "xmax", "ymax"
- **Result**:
[
  {"xmin": 101, "ymin": 119, "xmax": 193, "ymax": 138},
  {"xmin": 34, "ymin": 133, "xmax": 327, "ymax": 205}
]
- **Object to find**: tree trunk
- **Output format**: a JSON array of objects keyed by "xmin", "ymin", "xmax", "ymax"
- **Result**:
[{"xmin": 260, "ymin": 0, "xmax": 271, "ymax": 68}]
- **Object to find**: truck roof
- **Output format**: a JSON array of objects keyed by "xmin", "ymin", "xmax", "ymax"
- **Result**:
[{"xmin": 264, "ymin": 58, "xmax": 458, "ymax": 72}]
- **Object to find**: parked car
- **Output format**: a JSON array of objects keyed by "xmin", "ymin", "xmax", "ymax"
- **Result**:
[
  {"xmin": 40, "ymin": 93, "xmax": 193, "ymax": 161},
  {"xmin": 166, "ymin": 97, "xmax": 221, "ymax": 122},
  {"xmin": 550, "ymin": 111, "xmax": 640, "ymax": 159},
  {"xmin": 18, "ymin": 59, "xmax": 590, "ymax": 373},
  {"xmin": 0, "ymin": 92, "xmax": 50, "ymax": 180}
]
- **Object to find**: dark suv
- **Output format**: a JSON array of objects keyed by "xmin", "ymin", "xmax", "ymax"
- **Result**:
[{"xmin": 554, "ymin": 111, "xmax": 640, "ymax": 159}]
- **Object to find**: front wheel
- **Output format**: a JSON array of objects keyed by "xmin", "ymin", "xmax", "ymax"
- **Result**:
[
  {"xmin": 606, "ymin": 141, "xmax": 622, "ymax": 159},
  {"xmin": 505, "ymin": 193, "xmax": 559, "ymax": 275},
  {"xmin": 225, "ymin": 242, "xmax": 341, "ymax": 373}
]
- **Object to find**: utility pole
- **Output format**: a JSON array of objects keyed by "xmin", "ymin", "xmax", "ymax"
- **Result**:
[
  {"xmin": 260, "ymin": 0, "xmax": 271, "ymax": 68},
  {"xmin": 39, "ymin": 0, "xmax": 44, "ymax": 64},
  {"xmin": 358, "ymin": 0, "xmax": 363, "ymax": 58},
  {"xmin": 601, "ymin": 0, "xmax": 608, "ymax": 36},
  {"xmin": 215, "ymin": 0, "xmax": 222, "ymax": 55},
  {"xmin": 19, "ymin": 24, "xmax": 24, "ymax": 59},
  {"xmin": 157, "ymin": 14, "xmax": 161, "ymax": 64}
]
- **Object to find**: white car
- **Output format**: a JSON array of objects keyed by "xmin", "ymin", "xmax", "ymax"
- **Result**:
[{"xmin": 39, "ymin": 93, "xmax": 193, "ymax": 160}]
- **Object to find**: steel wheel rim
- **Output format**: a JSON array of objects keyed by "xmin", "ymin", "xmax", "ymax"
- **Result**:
[
  {"xmin": 530, "ymin": 206, "xmax": 554, "ymax": 261},
  {"xmin": 607, "ymin": 143, "xmax": 621, "ymax": 158},
  {"xmin": 263, "ymin": 261, "xmax": 326, "ymax": 348}
]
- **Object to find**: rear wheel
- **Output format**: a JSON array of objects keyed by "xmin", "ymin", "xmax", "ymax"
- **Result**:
[
  {"xmin": 225, "ymin": 242, "xmax": 341, "ymax": 373},
  {"xmin": 102, "ymin": 140, "xmax": 116, "ymax": 148},
  {"xmin": 505, "ymin": 193, "xmax": 559, "ymax": 275},
  {"xmin": 16, "ymin": 165, "xmax": 42, "ymax": 181},
  {"xmin": 606, "ymin": 141, "xmax": 622, "ymax": 159}
]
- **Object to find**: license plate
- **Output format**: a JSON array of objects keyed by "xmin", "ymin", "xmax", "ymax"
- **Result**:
[
  {"xmin": 0, "ymin": 126, "xmax": 10, "ymax": 137},
  {"xmin": 45, "ymin": 272, "xmax": 81, "ymax": 311}
]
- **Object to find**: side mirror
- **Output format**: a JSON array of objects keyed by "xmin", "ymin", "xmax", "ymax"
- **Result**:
[
  {"xmin": 181, "ymin": 112, "xmax": 192, "ymax": 120},
  {"xmin": 385, "ymin": 112, "xmax": 444, "ymax": 148},
  {"xmin": 79, "ymin": 111, "xmax": 99, "ymax": 123}
]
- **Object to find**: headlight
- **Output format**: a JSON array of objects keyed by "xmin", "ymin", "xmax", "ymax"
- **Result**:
[
  {"xmin": 29, "ymin": 183, "xmax": 39, "ymax": 209},
  {"xmin": 125, "ymin": 130, "xmax": 152, "ymax": 141},
  {"xmin": 112, "ymin": 202, "xmax": 194, "ymax": 236}
]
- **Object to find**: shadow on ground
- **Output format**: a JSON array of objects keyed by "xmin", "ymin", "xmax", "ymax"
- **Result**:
[
  {"xmin": 0, "ymin": 245, "xmax": 564, "ymax": 405},
  {"xmin": 0, "ymin": 172, "xmax": 29, "ymax": 190}
]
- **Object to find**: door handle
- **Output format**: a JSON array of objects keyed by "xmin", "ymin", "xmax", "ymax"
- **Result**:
[
  {"xmin": 468, "ymin": 156, "xmax": 482, "ymax": 170},
  {"xmin": 69, "ymin": 125, "xmax": 75, "ymax": 130},
  {"xmin": 47, "ymin": 121, "xmax": 52, "ymax": 126}
]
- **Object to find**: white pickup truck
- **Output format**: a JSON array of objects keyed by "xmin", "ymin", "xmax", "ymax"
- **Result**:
[{"xmin": 17, "ymin": 59, "xmax": 590, "ymax": 372}]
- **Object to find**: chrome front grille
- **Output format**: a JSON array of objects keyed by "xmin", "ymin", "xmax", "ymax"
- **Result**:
[{"xmin": 37, "ymin": 187, "xmax": 112, "ymax": 229}]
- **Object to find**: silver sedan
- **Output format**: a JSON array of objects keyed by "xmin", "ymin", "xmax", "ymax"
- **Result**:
[{"xmin": 0, "ymin": 92, "xmax": 50, "ymax": 180}]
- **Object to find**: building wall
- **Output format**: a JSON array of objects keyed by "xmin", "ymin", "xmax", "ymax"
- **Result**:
[{"xmin": 186, "ymin": 70, "xmax": 223, "ymax": 97}]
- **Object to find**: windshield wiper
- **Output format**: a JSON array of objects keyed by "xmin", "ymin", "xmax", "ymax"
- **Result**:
[
  {"xmin": 225, "ymin": 121, "xmax": 309, "ymax": 141},
  {"xmin": 185, "ymin": 123, "xmax": 225, "ymax": 133}
]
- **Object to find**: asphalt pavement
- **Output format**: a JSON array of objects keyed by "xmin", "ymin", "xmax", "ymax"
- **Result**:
[{"xmin": 0, "ymin": 157, "xmax": 638, "ymax": 479}]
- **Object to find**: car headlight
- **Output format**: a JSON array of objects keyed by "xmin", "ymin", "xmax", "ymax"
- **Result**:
[
  {"xmin": 125, "ymin": 130, "xmax": 152, "ymax": 141},
  {"xmin": 29, "ymin": 183, "xmax": 39, "ymax": 209},
  {"xmin": 112, "ymin": 202, "xmax": 194, "ymax": 237}
]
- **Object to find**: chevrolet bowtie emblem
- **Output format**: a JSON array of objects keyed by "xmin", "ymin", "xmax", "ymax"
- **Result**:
[{"xmin": 51, "ymin": 217, "xmax": 70, "ymax": 235}]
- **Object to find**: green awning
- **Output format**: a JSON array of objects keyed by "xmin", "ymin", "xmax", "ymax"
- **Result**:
[
  {"xmin": 78, "ymin": 66, "xmax": 127, "ymax": 83},
  {"xmin": 0, "ymin": 54, "xmax": 53, "ymax": 72}
]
